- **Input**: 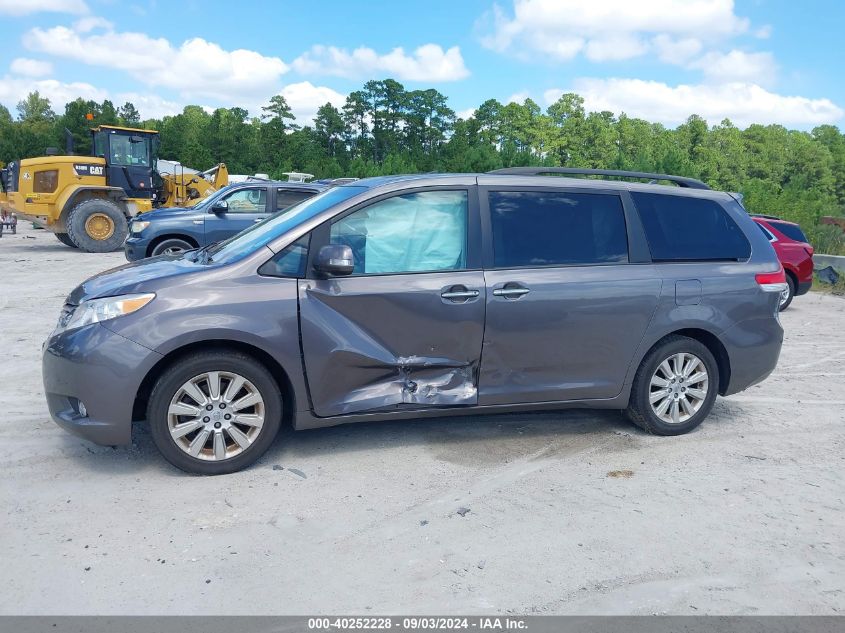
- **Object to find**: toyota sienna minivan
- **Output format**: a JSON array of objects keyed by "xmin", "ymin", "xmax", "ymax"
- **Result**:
[{"xmin": 43, "ymin": 168, "xmax": 786, "ymax": 474}]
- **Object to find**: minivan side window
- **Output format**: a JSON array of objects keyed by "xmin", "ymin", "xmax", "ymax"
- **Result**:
[
  {"xmin": 632, "ymin": 192, "xmax": 750, "ymax": 262},
  {"xmin": 489, "ymin": 190, "xmax": 628, "ymax": 268},
  {"xmin": 329, "ymin": 190, "xmax": 467, "ymax": 275}
]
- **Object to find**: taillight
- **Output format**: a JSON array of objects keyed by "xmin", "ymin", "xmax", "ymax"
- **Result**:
[
  {"xmin": 756, "ymin": 267, "xmax": 788, "ymax": 293},
  {"xmin": 756, "ymin": 269, "xmax": 785, "ymax": 285},
  {"xmin": 804, "ymin": 246, "xmax": 814, "ymax": 257}
]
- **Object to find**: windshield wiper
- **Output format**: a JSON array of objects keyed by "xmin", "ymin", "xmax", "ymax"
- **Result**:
[{"xmin": 189, "ymin": 241, "xmax": 219, "ymax": 263}]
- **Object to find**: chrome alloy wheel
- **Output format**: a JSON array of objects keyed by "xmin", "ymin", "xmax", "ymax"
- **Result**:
[
  {"xmin": 167, "ymin": 371, "xmax": 265, "ymax": 461},
  {"xmin": 648, "ymin": 352, "xmax": 709, "ymax": 424}
]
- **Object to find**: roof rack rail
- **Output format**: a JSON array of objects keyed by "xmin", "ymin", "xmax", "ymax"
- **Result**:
[
  {"xmin": 487, "ymin": 167, "xmax": 711, "ymax": 190},
  {"xmin": 751, "ymin": 214, "xmax": 782, "ymax": 220}
]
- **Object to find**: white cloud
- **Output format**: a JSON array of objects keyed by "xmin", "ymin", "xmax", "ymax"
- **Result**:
[
  {"xmin": 480, "ymin": 0, "xmax": 749, "ymax": 61},
  {"xmin": 652, "ymin": 35, "xmax": 703, "ymax": 64},
  {"xmin": 544, "ymin": 79, "xmax": 844, "ymax": 128},
  {"xmin": 754, "ymin": 24, "xmax": 773, "ymax": 39},
  {"xmin": 456, "ymin": 107, "xmax": 477, "ymax": 120},
  {"xmin": 506, "ymin": 91, "xmax": 530, "ymax": 104},
  {"xmin": 9, "ymin": 58, "xmax": 54, "ymax": 77},
  {"xmin": 113, "ymin": 92, "xmax": 184, "ymax": 119},
  {"xmin": 691, "ymin": 49, "xmax": 777, "ymax": 87},
  {"xmin": 277, "ymin": 81, "xmax": 346, "ymax": 125},
  {"xmin": 584, "ymin": 34, "xmax": 648, "ymax": 62},
  {"xmin": 0, "ymin": 76, "xmax": 106, "ymax": 113},
  {"xmin": 292, "ymin": 44, "xmax": 469, "ymax": 82},
  {"xmin": 25, "ymin": 22, "xmax": 289, "ymax": 104},
  {"xmin": 72, "ymin": 15, "xmax": 112, "ymax": 32},
  {"xmin": 0, "ymin": 0, "xmax": 87, "ymax": 15}
]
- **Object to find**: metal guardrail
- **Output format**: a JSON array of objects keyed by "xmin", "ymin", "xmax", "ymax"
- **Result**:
[{"xmin": 813, "ymin": 254, "xmax": 845, "ymax": 274}]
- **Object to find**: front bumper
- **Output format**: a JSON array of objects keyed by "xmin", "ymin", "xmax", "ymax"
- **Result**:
[
  {"xmin": 43, "ymin": 322, "xmax": 163, "ymax": 445},
  {"xmin": 124, "ymin": 235, "xmax": 151, "ymax": 261}
]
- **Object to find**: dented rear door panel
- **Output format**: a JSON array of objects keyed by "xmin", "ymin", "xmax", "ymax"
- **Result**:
[
  {"xmin": 298, "ymin": 272, "xmax": 486, "ymax": 417},
  {"xmin": 479, "ymin": 266, "xmax": 662, "ymax": 404}
]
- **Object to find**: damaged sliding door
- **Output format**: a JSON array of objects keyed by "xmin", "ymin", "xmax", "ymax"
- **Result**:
[{"xmin": 299, "ymin": 188, "xmax": 484, "ymax": 417}]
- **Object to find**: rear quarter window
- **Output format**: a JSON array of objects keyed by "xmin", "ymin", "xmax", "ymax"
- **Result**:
[
  {"xmin": 632, "ymin": 192, "xmax": 751, "ymax": 262},
  {"xmin": 769, "ymin": 221, "xmax": 808, "ymax": 243},
  {"xmin": 277, "ymin": 188, "xmax": 317, "ymax": 211}
]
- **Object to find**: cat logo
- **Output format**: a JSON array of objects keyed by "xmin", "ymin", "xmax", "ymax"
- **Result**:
[
  {"xmin": 74, "ymin": 164, "xmax": 105, "ymax": 177},
  {"xmin": 22, "ymin": 172, "xmax": 31, "ymax": 180}
]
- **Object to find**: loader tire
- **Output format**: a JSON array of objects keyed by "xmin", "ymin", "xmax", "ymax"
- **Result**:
[
  {"xmin": 55, "ymin": 233, "xmax": 77, "ymax": 248},
  {"xmin": 66, "ymin": 199, "xmax": 128, "ymax": 253}
]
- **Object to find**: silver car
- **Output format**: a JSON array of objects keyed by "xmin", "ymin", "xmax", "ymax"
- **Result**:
[{"xmin": 43, "ymin": 168, "xmax": 786, "ymax": 474}]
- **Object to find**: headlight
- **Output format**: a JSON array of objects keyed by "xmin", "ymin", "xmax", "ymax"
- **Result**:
[
  {"xmin": 131, "ymin": 220, "xmax": 151, "ymax": 234},
  {"xmin": 65, "ymin": 293, "xmax": 155, "ymax": 331}
]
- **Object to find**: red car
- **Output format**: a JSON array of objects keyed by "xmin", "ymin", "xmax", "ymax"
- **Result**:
[{"xmin": 752, "ymin": 215, "xmax": 814, "ymax": 310}]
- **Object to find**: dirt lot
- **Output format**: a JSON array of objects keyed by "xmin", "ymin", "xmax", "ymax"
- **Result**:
[{"xmin": 1, "ymin": 223, "xmax": 843, "ymax": 615}]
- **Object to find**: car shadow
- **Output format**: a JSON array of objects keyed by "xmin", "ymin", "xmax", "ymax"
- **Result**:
[{"xmin": 62, "ymin": 408, "xmax": 636, "ymax": 476}]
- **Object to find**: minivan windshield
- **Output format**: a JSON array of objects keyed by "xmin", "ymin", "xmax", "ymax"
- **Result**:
[{"xmin": 204, "ymin": 185, "xmax": 367, "ymax": 264}]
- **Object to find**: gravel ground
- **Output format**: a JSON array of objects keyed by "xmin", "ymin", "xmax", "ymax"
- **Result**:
[{"xmin": 1, "ymin": 223, "xmax": 843, "ymax": 615}]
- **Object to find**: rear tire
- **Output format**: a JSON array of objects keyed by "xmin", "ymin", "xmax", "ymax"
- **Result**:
[
  {"xmin": 151, "ymin": 237, "xmax": 194, "ymax": 257},
  {"xmin": 779, "ymin": 275, "xmax": 795, "ymax": 311},
  {"xmin": 55, "ymin": 233, "xmax": 77, "ymax": 248},
  {"xmin": 66, "ymin": 198, "xmax": 128, "ymax": 253},
  {"xmin": 148, "ymin": 351, "xmax": 283, "ymax": 475},
  {"xmin": 626, "ymin": 335, "xmax": 719, "ymax": 436}
]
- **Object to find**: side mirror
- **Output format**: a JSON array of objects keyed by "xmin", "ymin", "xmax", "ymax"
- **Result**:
[
  {"xmin": 314, "ymin": 244, "xmax": 354, "ymax": 276},
  {"xmin": 211, "ymin": 200, "xmax": 228, "ymax": 214}
]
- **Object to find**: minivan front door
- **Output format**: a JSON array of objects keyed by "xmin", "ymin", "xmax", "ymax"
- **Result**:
[
  {"xmin": 478, "ymin": 188, "xmax": 661, "ymax": 405},
  {"xmin": 298, "ymin": 188, "xmax": 484, "ymax": 417}
]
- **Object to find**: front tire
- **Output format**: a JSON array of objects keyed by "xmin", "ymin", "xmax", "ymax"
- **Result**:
[
  {"xmin": 151, "ymin": 238, "xmax": 194, "ymax": 257},
  {"xmin": 55, "ymin": 233, "xmax": 77, "ymax": 248},
  {"xmin": 66, "ymin": 198, "xmax": 128, "ymax": 253},
  {"xmin": 779, "ymin": 275, "xmax": 795, "ymax": 311},
  {"xmin": 148, "ymin": 351, "xmax": 282, "ymax": 475},
  {"xmin": 626, "ymin": 335, "xmax": 719, "ymax": 436}
]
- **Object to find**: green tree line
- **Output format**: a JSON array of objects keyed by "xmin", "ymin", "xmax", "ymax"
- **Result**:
[{"xmin": 2, "ymin": 79, "xmax": 844, "ymax": 252}]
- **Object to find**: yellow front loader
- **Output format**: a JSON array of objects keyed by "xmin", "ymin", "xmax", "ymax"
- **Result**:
[
  {"xmin": 158, "ymin": 162, "xmax": 229, "ymax": 208},
  {"xmin": 3, "ymin": 125, "xmax": 228, "ymax": 252}
]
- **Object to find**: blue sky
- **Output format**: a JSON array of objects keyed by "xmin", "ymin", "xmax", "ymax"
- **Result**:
[{"xmin": 1, "ymin": 0, "xmax": 843, "ymax": 129}]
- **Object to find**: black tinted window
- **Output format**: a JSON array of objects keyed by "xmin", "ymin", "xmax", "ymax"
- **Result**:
[
  {"xmin": 489, "ymin": 191, "xmax": 628, "ymax": 268},
  {"xmin": 277, "ymin": 189, "xmax": 316, "ymax": 210},
  {"xmin": 769, "ymin": 220, "xmax": 808, "ymax": 243},
  {"xmin": 632, "ymin": 193, "xmax": 750, "ymax": 262}
]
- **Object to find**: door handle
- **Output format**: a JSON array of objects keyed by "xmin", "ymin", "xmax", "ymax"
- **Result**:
[
  {"xmin": 441, "ymin": 289, "xmax": 480, "ymax": 300},
  {"xmin": 493, "ymin": 286, "xmax": 530, "ymax": 298},
  {"xmin": 253, "ymin": 218, "xmax": 263, "ymax": 223}
]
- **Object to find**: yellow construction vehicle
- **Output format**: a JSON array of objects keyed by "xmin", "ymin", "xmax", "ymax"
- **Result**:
[
  {"xmin": 158, "ymin": 162, "xmax": 229, "ymax": 208},
  {"xmin": 2, "ymin": 125, "xmax": 227, "ymax": 252}
]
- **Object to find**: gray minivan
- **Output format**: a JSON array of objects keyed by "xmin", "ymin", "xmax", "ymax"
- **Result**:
[{"xmin": 43, "ymin": 168, "xmax": 786, "ymax": 474}]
